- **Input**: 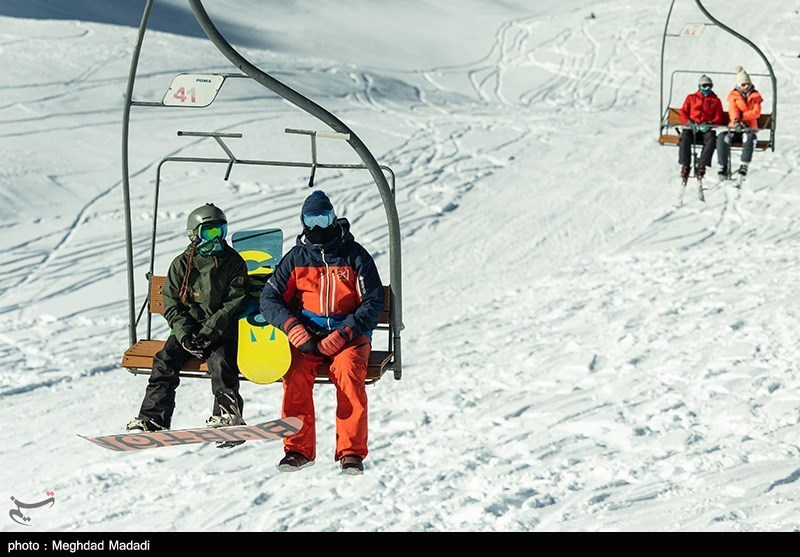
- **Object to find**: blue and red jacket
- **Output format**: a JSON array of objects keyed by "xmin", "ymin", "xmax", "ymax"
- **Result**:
[{"xmin": 259, "ymin": 219, "xmax": 385, "ymax": 342}]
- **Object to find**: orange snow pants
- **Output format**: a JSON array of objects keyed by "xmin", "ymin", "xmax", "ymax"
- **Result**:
[{"xmin": 281, "ymin": 335, "xmax": 370, "ymax": 462}]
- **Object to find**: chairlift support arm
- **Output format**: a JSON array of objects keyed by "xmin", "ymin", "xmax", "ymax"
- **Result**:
[{"xmin": 186, "ymin": 0, "xmax": 403, "ymax": 373}]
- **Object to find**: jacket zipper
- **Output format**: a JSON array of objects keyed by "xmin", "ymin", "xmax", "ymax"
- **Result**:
[{"xmin": 321, "ymin": 249, "xmax": 332, "ymax": 330}]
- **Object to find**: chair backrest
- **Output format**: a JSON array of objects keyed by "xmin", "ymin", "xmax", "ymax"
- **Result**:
[
  {"xmin": 148, "ymin": 275, "xmax": 390, "ymax": 323},
  {"xmin": 665, "ymin": 108, "xmax": 772, "ymax": 129}
]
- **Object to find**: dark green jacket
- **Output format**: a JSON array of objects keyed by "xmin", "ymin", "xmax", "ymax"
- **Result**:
[{"xmin": 162, "ymin": 243, "xmax": 249, "ymax": 344}]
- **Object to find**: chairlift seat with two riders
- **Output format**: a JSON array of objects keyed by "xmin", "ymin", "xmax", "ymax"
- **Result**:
[{"xmin": 118, "ymin": 0, "xmax": 404, "ymax": 386}]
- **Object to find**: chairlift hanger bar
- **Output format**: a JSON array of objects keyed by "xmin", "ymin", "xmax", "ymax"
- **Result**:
[{"xmin": 185, "ymin": 1, "xmax": 404, "ymax": 364}]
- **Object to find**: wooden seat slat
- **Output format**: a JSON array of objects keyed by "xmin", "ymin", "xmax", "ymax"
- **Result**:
[{"xmin": 122, "ymin": 340, "xmax": 391, "ymax": 381}]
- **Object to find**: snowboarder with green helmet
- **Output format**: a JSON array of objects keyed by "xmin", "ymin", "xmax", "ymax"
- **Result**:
[{"xmin": 127, "ymin": 203, "xmax": 250, "ymax": 446}]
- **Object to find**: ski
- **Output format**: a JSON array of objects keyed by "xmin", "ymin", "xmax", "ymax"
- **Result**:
[{"xmin": 677, "ymin": 178, "xmax": 688, "ymax": 206}]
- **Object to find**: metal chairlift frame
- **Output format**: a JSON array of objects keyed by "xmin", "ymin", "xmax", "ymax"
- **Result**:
[
  {"xmin": 659, "ymin": 0, "xmax": 777, "ymax": 151},
  {"xmin": 121, "ymin": 0, "xmax": 404, "ymax": 380}
]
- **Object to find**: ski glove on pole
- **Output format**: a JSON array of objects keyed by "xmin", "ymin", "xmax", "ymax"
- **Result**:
[
  {"xmin": 286, "ymin": 321, "xmax": 317, "ymax": 354},
  {"xmin": 316, "ymin": 330, "xmax": 348, "ymax": 357}
]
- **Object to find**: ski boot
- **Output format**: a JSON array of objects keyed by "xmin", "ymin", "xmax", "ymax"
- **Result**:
[
  {"xmin": 680, "ymin": 164, "xmax": 690, "ymax": 186},
  {"xmin": 735, "ymin": 164, "xmax": 748, "ymax": 189},
  {"xmin": 696, "ymin": 165, "xmax": 705, "ymax": 202}
]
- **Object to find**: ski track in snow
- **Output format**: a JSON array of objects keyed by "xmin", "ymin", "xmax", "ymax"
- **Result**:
[{"xmin": 1, "ymin": 0, "xmax": 799, "ymax": 532}]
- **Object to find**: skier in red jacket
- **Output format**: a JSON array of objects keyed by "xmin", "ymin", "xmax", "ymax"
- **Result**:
[{"xmin": 678, "ymin": 75, "xmax": 726, "ymax": 182}]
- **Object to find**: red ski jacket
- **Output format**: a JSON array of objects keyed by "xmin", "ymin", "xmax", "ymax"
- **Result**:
[{"xmin": 679, "ymin": 90, "xmax": 725, "ymax": 126}]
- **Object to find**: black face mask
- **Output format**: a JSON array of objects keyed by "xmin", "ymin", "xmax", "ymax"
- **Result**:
[{"xmin": 305, "ymin": 223, "xmax": 339, "ymax": 245}]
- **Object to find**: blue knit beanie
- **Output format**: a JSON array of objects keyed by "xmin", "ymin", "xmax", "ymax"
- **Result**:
[{"xmin": 302, "ymin": 190, "xmax": 334, "ymax": 215}]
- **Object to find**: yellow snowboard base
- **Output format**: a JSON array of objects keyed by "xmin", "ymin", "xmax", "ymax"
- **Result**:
[{"xmin": 237, "ymin": 316, "xmax": 291, "ymax": 384}]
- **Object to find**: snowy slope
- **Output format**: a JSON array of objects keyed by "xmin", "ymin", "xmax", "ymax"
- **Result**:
[{"xmin": 1, "ymin": 0, "xmax": 799, "ymax": 532}]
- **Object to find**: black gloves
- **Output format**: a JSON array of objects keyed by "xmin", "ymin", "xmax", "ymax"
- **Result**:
[
  {"xmin": 192, "ymin": 333, "xmax": 212, "ymax": 351},
  {"xmin": 181, "ymin": 333, "xmax": 212, "ymax": 358}
]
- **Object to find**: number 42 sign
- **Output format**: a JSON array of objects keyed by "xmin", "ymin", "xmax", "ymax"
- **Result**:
[{"xmin": 162, "ymin": 74, "xmax": 225, "ymax": 108}]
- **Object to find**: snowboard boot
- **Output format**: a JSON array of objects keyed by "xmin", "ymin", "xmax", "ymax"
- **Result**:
[
  {"xmin": 206, "ymin": 413, "xmax": 246, "ymax": 449},
  {"xmin": 214, "ymin": 387, "xmax": 243, "ymax": 417},
  {"xmin": 208, "ymin": 388, "xmax": 246, "ymax": 448},
  {"xmin": 278, "ymin": 451, "xmax": 314, "ymax": 472},
  {"xmin": 126, "ymin": 416, "xmax": 167, "ymax": 433},
  {"xmin": 205, "ymin": 414, "xmax": 245, "ymax": 427},
  {"xmin": 340, "ymin": 455, "xmax": 364, "ymax": 476}
]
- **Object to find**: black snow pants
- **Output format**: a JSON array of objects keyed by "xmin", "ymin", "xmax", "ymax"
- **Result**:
[
  {"xmin": 137, "ymin": 335, "xmax": 243, "ymax": 428},
  {"xmin": 678, "ymin": 128, "xmax": 716, "ymax": 168}
]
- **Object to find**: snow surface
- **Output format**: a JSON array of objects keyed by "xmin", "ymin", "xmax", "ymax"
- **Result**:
[{"xmin": 1, "ymin": 0, "xmax": 800, "ymax": 532}]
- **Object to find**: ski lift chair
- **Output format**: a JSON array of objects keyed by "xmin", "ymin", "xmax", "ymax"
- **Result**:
[
  {"xmin": 658, "ymin": 1, "xmax": 777, "ymax": 153},
  {"xmin": 119, "ymin": 0, "xmax": 403, "ymax": 386}
]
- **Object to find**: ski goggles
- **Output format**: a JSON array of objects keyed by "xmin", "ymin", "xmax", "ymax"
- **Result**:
[
  {"xmin": 198, "ymin": 222, "xmax": 227, "ymax": 241},
  {"xmin": 699, "ymin": 83, "xmax": 712, "ymax": 90},
  {"xmin": 302, "ymin": 209, "xmax": 335, "ymax": 229}
]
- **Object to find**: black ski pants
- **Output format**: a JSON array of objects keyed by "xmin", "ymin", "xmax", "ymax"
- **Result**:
[
  {"xmin": 137, "ymin": 335, "xmax": 243, "ymax": 428},
  {"xmin": 678, "ymin": 128, "xmax": 716, "ymax": 168}
]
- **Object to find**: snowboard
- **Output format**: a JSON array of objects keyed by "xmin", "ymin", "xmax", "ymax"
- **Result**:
[
  {"xmin": 79, "ymin": 417, "xmax": 302, "ymax": 452},
  {"xmin": 232, "ymin": 229, "xmax": 292, "ymax": 384}
]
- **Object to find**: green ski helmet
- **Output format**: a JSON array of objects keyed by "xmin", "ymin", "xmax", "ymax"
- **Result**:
[{"xmin": 186, "ymin": 203, "xmax": 227, "ymax": 239}]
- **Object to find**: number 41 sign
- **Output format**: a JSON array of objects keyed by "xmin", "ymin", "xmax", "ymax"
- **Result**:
[{"xmin": 162, "ymin": 74, "xmax": 225, "ymax": 108}]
